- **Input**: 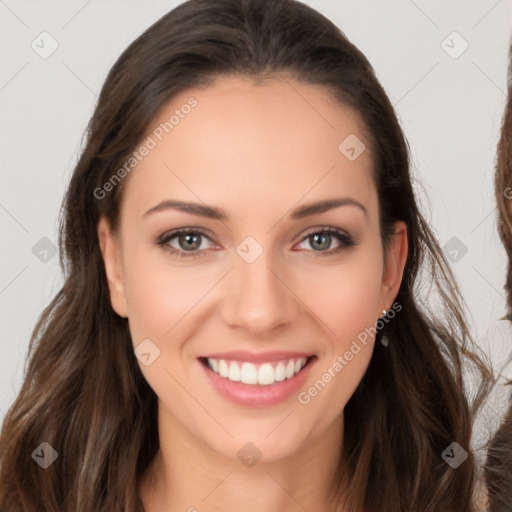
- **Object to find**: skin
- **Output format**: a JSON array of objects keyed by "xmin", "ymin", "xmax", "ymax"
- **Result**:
[{"xmin": 98, "ymin": 75, "xmax": 408, "ymax": 512}]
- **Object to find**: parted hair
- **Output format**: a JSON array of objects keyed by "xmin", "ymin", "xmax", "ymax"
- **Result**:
[{"xmin": 0, "ymin": 1, "xmax": 492, "ymax": 510}]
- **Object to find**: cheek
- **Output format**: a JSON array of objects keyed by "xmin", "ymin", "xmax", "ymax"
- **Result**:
[
  {"xmin": 297, "ymin": 250, "xmax": 384, "ymax": 344},
  {"xmin": 121, "ymin": 248, "xmax": 219, "ymax": 399},
  {"xmin": 123, "ymin": 237, "xmax": 384, "ymax": 347},
  {"xmin": 122, "ymin": 244, "xmax": 222, "ymax": 342},
  {"xmin": 296, "ymin": 258, "xmax": 381, "ymax": 414}
]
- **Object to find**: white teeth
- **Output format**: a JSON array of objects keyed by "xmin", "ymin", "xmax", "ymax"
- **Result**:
[
  {"xmin": 210, "ymin": 358, "xmax": 219, "ymax": 373},
  {"xmin": 219, "ymin": 359, "xmax": 228, "ymax": 378},
  {"xmin": 240, "ymin": 362, "xmax": 258, "ymax": 384},
  {"xmin": 206, "ymin": 357, "xmax": 308, "ymax": 386},
  {"xmin": 258, "ymin": 363, "xmax": 274, "ymax": 385},
  {"xmin": 286, "ymin": 360, "xmax": 295, "ymax": 379},
  {"xmin": 228, "ymin": 361, "xmax": 241, "ymax": 382},
  {"xmin": 275, "ymin": 362, "xmax": 286, "ymax": 382}
]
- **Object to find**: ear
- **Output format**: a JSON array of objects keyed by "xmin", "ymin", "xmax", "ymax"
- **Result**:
[
  {"xmin": 380, "ymin": 221, "xmax": 408, "ymax": 309},
  {"xmin": 97, "ymin": 216, "xmax": 128, "ymax": 318}
]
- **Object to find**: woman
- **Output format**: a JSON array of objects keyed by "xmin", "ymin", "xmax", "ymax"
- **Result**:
[
  {"xmin": 484, "ymin": 40, "xmax": 512, "ymax": 512},
  {"xmin": 0, "ymin": 0, "xmax": 492, "ymax": 510}
]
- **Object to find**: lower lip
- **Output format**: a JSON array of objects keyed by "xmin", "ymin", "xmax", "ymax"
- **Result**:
[{"xmin": 199, "ymin": 357, "xmax": 316, "ymax": 407}]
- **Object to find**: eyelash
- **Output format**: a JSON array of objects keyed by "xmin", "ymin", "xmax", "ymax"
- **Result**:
[{"xmin": 155, "ymin": 227, "xmax": 356, "ymax": 259}]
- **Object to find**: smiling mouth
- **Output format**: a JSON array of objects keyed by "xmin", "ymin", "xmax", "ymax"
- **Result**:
[{"xmin": 198, "ymin": 356, "xmax": 316, "ymax": 386}]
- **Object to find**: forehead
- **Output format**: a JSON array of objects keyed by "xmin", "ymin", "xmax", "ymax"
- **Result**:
[{"xmin": 120, "ymin": 74, "xmax": 377, "ymax": 222}]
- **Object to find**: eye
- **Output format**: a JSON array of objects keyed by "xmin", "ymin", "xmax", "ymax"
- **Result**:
[
  {"xmin": 156, "ymin": 226, "xmax": 356, "ymax": 259},
  {"xmin": 156, "ymin": 228, "xmax": 216, "ymax": 258},
  {"xmin": 295, "ymin": 227, "xmax": 355, "ymax": 256}
]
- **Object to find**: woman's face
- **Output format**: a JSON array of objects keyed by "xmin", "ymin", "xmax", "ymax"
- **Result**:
[{"xmin": 98, "ymin": 75, "xmax": 407, "ymax": 463}]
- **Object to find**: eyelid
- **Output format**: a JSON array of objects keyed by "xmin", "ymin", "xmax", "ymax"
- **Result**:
[
  {"xmin": 298, "ymin": 225, "xmax": 351, "ymax": 240},
  {"xmin": 156, "ymin": 227, "xmax": 219, "ymax": 259},
  {"xmin": 156, "ymin": 226, "xmax": 214, "ymax": 245},
  {"xmin": 156, "ymin": 225, "xmax": 356, "ymax": 258},
  {"xmin": 294, "ymin": 226, "xmax": 355, "ymax": 252}
]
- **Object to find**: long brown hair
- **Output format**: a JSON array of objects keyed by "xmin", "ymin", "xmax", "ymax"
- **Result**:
[
  {"xmin": 0, "ymin": 1, "xmax": 492, "ymax": 510},
  {"xmin": 484, "ymin": 40, "xmax": 512, "ymax": 512}
]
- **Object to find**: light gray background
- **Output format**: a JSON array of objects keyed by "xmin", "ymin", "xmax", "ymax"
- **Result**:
[{"xmin": 2, "ymin": 0, "xmax": 512, "ymax": 437}]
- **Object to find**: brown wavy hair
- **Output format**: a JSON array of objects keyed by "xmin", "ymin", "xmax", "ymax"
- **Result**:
[
  {"xmin": 484, "ymin": 40, "xmax": 512, "ymax": 512},
  {"xmin": 0, "ymin": 1, "xmax": 492, "ymax": 510}
]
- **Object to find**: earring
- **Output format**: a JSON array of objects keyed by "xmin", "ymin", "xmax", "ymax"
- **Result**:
[{"xmin": 380, "ymin": 309, "xmax": 389, "ymax": 346}]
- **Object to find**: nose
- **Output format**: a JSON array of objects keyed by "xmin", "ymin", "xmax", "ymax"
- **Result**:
[{"xmin": 220, "ymin": 248, "xmax": 300, "ymax": 337}]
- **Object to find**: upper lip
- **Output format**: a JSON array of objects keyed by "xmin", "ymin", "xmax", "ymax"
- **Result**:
[{"xmin": 199, "ymin": 350, "xmax": 315, "ymax": 363}]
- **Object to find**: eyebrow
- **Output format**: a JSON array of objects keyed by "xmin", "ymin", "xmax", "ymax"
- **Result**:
[{"xmin": 143, "ymin": 197, "xmax": 368, "ymax": 220}]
